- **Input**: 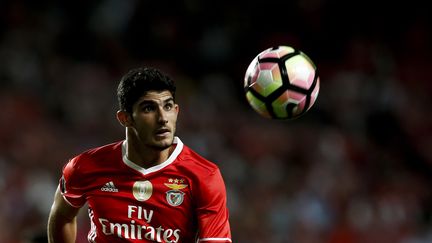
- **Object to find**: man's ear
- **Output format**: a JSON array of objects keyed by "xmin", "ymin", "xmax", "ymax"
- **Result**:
[
  {"xmin": 116, "ymin": 110, "xmax": 133, "ymax": 127},
  {"xmin": 175, "ymin": 103, "xmax": 179, "ymax": 114}
]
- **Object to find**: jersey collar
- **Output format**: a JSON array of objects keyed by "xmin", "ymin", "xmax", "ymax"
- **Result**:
[{"xmin": 121, "ymin": 137, "xmax": 183, "ymax": 175}]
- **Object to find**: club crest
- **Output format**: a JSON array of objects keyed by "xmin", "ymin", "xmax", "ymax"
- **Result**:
[
  {"xmin": 164, "ymin": 178, "xmax": 188, "ymax": 206},
  {"xmin": 166, "ymin": 190, "xmax": 185, "ymax": 206}
]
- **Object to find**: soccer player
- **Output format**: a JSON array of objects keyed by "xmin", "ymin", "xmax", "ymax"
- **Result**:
[{"xmin": 47, "ymin": 67, "xmax": 232, "ymax": 243}]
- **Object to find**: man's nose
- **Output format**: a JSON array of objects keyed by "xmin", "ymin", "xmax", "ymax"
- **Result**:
[{"xmin": 157, "ymin": 107, "xmax": 168, "ymax": 124}]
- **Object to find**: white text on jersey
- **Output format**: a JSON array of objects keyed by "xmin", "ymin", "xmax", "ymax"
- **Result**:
[
  {"xmin": 128, "ymin": 205, "xmax": 153, "ymax": 223},
  {"xmin": 97, "ymin": 204, "xmax": 180, "ymax": 242},
  {"xmin": 101, "ymin": 181, "xmax": 119, "ymax": 192}
]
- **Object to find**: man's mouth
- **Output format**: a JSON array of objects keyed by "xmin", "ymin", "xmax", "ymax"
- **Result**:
[{"xmin": 155, "ymin": 128, "xmax": 170, "ymax": 136}]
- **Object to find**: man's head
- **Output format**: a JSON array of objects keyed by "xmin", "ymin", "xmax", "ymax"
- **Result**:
[
  {"xmin": 117, "ymin": 67, "xmax": 176, "ymax": 113},
  {"xmin": 116, "ymin": 67, "xmax": 179, "ymax": 151}
]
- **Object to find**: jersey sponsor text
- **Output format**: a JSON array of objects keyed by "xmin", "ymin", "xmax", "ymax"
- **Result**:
[{"xmin": 97, "ymin": 204, "xmax": 180, "ymax": 242}]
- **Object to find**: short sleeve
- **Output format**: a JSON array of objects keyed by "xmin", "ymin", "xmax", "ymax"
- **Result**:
[
  {"xmin": 196, "ymin": 168, "xmax": 232, "ymax": 242},
  {"xmin": 60, "ymin": 157, "xmax": 87, "ymax": 208}
]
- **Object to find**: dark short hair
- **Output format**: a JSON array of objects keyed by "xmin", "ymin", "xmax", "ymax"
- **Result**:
[{"xmin": 117, "ymin": 67, "xmax": 176, "ymax": 113}]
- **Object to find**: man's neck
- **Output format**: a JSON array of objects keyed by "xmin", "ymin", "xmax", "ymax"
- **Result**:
[{"xmin": 125, "ymin": 136, "xmax": 173, "ymax": 169}]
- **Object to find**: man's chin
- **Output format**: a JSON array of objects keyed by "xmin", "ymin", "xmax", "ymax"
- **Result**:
[
  {"xmin": 151, "ymin": 144, "xmax": 171, "ymax": 151},
  {"xmin": 151, "ymin": 138, "xmax": 173, "ymax": 151}
]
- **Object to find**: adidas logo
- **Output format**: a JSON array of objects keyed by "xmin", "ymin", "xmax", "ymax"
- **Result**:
[{"xmin": 101, "ymin": 181, "xmax": 119, "ymax": 192}]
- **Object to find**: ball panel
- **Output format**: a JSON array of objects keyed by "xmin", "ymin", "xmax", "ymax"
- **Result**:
[
  {"xmin": 309, "ymin": 77, "xmax": 320, "ymax": 109},
  {"xmin": 246, "ymin": 91, "xmax": 271, "ymax": 118},
  {"xmin": 252, "ymin": 62, "xmax": 283, "ymax": 97},
  {"xmin": 299, "ymin": 51, "xmax": 317, "ymax": 70},
  {"xmin": 272, "ymin": 90, "xmax": 307, "ymax": 118},
  {"xmin": 284, "ymin": 55, "xmax": 316, "ymax": 90},
  {"xmin": 259, "ymin": 46, "xmax": 295, "ymax": 59},
  {"xmin": 244, "ymin": 57, "xmax": 259, "ymax": 88}
]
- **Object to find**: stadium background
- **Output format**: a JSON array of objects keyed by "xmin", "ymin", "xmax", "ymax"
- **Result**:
[{"xmin": 0, "ymin": 0, "xmax": 431, "ymax": 242}]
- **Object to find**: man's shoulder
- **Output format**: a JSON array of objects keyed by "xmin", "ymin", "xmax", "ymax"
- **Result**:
[
  {"xmin": 75, "ymin": 141, "xmax": 123, "ymax": 160},
  {"xmin": 177, "ymin": 145, "xmax": 220, "ymax": 175},
  {"xmin": 66, "ymin": 141, "xmax": 123, "ymax": 171}
]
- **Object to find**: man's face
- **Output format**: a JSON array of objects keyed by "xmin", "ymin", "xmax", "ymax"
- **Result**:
[{"xmin": 129, "ymin": 90, "xmax": 179, "ymax": 150}]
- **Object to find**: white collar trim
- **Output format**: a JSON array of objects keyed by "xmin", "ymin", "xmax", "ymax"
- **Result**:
[{"xmin": 122, "ymin": 137, "xmax": 183, "ymax": 175}]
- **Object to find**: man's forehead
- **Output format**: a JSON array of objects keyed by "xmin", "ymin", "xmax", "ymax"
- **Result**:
[{"xmin": 137, "ymin": 90, "xmax": 174, "ymax": 103}]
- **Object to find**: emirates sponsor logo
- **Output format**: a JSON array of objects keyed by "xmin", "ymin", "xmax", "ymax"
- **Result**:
[
  {"xmin": 98, "ymin": 218, "xmax": 180, "ymax": 242},
  {"xmin": 97, "ymin": 205, "xmax": 181, "ymax": 242}
]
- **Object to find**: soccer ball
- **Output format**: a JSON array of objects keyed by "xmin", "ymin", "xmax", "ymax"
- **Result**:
[{"xmin": 244, "ymin": 45, "xmax": 320, "ymax": 120}]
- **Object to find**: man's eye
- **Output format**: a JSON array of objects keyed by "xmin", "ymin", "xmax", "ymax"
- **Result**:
[
  {"xmin": 142, "ymin": 106, "xmax": 155, "ymax": 112},
  {"xmin": 164, "ymin": 103, "xmax": 173, "ymax": 111}
]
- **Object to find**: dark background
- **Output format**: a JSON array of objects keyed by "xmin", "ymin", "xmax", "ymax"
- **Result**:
[{"xmin": 0, "ymin": 0, "xmax": 431, "ymax": 242}]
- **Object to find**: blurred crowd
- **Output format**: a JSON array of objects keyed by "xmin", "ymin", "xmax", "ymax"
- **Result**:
[{"xmin": 0, "ymin": 0, "xmax": 431, "ymax": 242}]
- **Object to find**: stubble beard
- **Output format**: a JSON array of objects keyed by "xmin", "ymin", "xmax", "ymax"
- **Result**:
[{"xmin": 150, "ymin": 137, "xmax": 174, "ymax": 151}]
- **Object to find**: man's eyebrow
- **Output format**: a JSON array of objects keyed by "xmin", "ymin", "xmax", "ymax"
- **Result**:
[
  {"xmin": 137, "ymin": 97, "xmax": 174, "ymax": 106},
  {"xmin": 164, "ymin": 97, "xmax": 174, "ymax": 103},
  {"xmin": 137, "ymin": 100, "xmax": 156, "ymax": 106}
]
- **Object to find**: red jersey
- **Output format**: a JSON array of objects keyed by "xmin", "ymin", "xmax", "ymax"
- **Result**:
[{"xmin": 60, "ymin": 137, "xmax": 231, "ymax": 243}]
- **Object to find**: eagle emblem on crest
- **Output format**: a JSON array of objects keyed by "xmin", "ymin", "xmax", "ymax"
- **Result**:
[{"xmin": 164, "ymin": 178, "xmax": 188, "ymax": 206}]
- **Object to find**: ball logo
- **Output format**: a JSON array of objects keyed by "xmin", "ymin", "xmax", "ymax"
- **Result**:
[{"xmin": 132, "ymin": 181, "xmax": 153, "ymax": 201}]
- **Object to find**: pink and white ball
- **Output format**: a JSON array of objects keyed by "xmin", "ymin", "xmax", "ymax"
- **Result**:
[{"xmin": 244, "ymin": 45, "xmax": 320, "ymax": 120}]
